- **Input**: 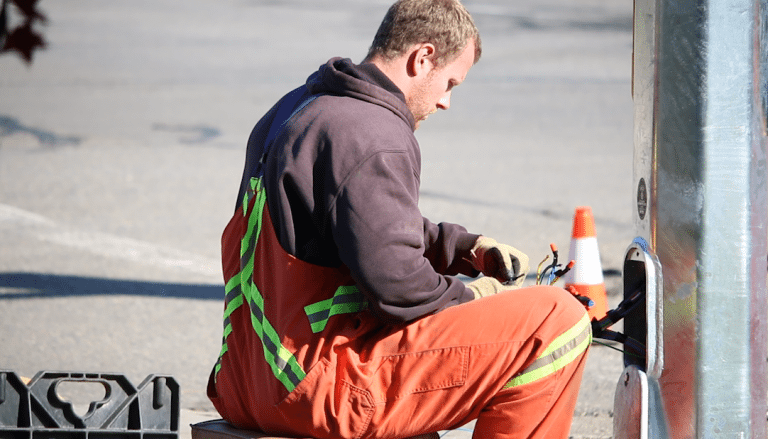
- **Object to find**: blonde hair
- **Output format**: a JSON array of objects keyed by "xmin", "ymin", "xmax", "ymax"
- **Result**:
[{"xmin": 366, "ymin": 0, "xmax": 481, "ymax": 67}]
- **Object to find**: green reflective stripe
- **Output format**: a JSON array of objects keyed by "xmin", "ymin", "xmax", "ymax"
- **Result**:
[
  {"xmin": 214, "ymin": 334, "xmax": 229, "ymax": 377},
  {"xmin": 241, "ymin": 176, "xmax": 261, "ymax": 215},
  {"xmin": 223, "ymin": 293, "xmax": 243, "ymax": 319},
  {"xmin": 304, "ymin": 285, "xmax": 361, "ymax": 314},
  {"xmin": 243, "ymin": 279, "xmax": 306, "ymax": 391},
  {"xmin": 241, "ymin": 187, "xmax": 265, "ymax": 259},
  {"xmin": 238, "ymin": 183, "xmax": 306, "ymax": 391},
  {"xmin": 217, "ymin": 282, "xmax": 243, "ymax": 374},
  {"xmin": 504, "ymin": 313, "xmax": 591, "ymax": 389},
  {"xmin": 216, "ymin": 282, "xmax": 241, "ymax": 380},
  {"xmin": 215, "ymin": 176, "xmax": 307, "ymax": 392},
  {"xmin": 240, "ymin": 194, "xmax": 264, "ymax": 265},
  {"xmin": 225, "ymin": 275, "xmax": 241, "ymax": 296},
  {"xmin": 223, "ymin": 276, "xmax": 242, "ymax": 314},
  {"xmin": 223, "ymin": 318, "xmax": 234, "ymax": 338},
  {"xmin": 304, "ymin": 285, "xmax": 368, "ymax": 333},
  {"xmin": 250, "ymin": 175, "xmax": 260, "ymax": 192}
]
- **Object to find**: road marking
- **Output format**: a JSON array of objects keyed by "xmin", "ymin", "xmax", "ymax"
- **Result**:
[
  {"xmin": 0, "ymin": 203, "xmax": 221, "ymax": 279},
  {"xmin": 0, "ymin": 203, "xmax": 55, "ymax": 225}
]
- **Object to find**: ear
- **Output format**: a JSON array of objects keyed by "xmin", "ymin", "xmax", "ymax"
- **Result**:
[{"xmin": 406, "ymin": 43, "xmax": 437, "ymax": 78}]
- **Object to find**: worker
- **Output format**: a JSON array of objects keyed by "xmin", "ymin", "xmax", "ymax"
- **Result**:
[{"xmin": 206, "ymin": 1, "xmax": 591, "ymax": 438}]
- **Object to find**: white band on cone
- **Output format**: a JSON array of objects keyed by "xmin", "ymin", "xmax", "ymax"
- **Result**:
[{"xmin": 565, "ymin": 237, "xmax": 604, "ymax": 285}]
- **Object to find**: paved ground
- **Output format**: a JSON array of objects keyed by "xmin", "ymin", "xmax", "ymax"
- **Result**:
[{"xmin": 0, "ymin": 0, "xmax": 634, "ymax": 437}]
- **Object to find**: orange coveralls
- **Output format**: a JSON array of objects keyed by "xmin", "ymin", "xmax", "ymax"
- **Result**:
[{"xmin": 207, "ymin": 177, "xmax": 591, "ymax": 439}]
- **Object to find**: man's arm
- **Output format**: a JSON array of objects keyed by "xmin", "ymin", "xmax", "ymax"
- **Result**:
[
  {"xmin": 330, "ymin": 151, "xmax": 474, "ymax": 324},
  {"xmin": 421, "ymin": 217, "xmax": 479, "ymax": 277}
]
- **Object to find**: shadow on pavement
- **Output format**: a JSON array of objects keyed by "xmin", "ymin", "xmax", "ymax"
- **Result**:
[
  {"xmin": 0, "ymin": 115, "xmax": 82, "ymax": 146},
  {"xmin": 0, "ymin": 271, "xmax": 621, "ymax": 301},
  {"xmin": 0, "ymin": 272, "xmax": 223, "ymax": 300}
]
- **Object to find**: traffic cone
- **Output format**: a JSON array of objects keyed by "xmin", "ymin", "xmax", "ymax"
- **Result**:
[{"xmin": 564, "ymin": 206, "xmax": 608, "ymax": 320}]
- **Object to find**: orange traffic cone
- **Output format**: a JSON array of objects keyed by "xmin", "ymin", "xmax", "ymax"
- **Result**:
[{"xmin": 564, "ymin": 206, "xmax": 608, "ymax": 320}]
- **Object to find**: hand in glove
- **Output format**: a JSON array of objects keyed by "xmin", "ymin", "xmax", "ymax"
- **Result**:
[
  {"xmin": 469, "ymin": 236, "xmax": 529, "ymax": 288},
  {"xmin": 467, "ymin": 276, "xmax": 507, "ymax": 300}
]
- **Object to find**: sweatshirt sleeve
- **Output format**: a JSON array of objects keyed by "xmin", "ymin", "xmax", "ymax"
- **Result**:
[
  {"xmin": 422, "ymin": 217, "xmax": 481, "ymax": 277},
  {"xmin": 330, "ymin": 150, "xmax": 475, "ymax": 324}
]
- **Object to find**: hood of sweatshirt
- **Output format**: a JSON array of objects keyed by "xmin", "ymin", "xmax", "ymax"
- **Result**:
[{"xmin": 306, "ymin": 57, "xmax": 416, "ymax": 131}]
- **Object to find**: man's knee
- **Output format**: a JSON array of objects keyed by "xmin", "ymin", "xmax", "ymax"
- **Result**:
[{"xmin": 497, "ymin": 285, "xmax": 588, "ymax": 317}]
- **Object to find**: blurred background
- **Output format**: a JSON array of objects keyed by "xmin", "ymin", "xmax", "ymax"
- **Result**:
[{"xmin": 0, "ymin": 0, "xmax": 633, "ymax": 436}]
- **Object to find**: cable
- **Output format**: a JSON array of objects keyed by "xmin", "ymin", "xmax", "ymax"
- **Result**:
[{"xmin": 590, "ymin": 287, "xmax": 648, "ymax": 360}]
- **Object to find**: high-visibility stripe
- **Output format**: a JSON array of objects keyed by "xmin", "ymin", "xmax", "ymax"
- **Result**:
[
  {"xmin": 503, "ymin": 313, "xmax": 591, "ymax": 389},
  {"xmin": 215, "ymin": 282, "xmax": 242, "ymax": 378},
  {"xmin": 304, "ymin": 285, "xmax": 368, "ymax": 333},
  {"xmin": 223, "ymin": 291, "xmax": 243, "ymax": 319},
  {"xmin": 241, "ymin": 176, "xmax": 260, "ymax": 217},
  {"xmin": 241, "ymin": 179, "xmax": 266, "ymax": 260},
  {"xmin": 214, "ymin": 355, "xmax": 223, "ymax": 376},
  {"xmin": 225, "ymin": 278, "xmax": 241, "ymax": 301},
  {"xmin": 222, "ymin": 319, "xmax": 233, "ymax": 338},
  {"xmin": 244, "ymin": 286, "xmax": 305, "ymax": 391},
  {"xmin": 215, "ymin": 177, "xmax": 307, "ymax": 392}
]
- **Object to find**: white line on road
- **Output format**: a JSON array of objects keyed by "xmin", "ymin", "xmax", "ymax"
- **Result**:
[{"xmin": 0, "ymin": 203, "xmax": 221, "ymax": 279}]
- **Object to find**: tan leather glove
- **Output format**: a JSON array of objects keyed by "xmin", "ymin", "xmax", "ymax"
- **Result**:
[
  {"xmin": 470, "ymin": 236, "xmax": 529, "ymax": 288},
  {"xmin": 467, "ymin": 276, "xmax": 507, "ymax": 300}
]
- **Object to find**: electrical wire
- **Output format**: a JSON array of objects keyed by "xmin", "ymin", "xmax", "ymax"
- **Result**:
[
  {"xmin": 534, "ymin": 245, "xmax": 650, "ymax": 364},
  {"xmin": 591, "ymin": 340, "xmax": 645, "ymax": 359}
]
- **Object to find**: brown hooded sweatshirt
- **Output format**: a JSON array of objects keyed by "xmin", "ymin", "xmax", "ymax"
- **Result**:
[{"xmin": 235, "ymin": 57, "xmax": 478, "ymax": 323}]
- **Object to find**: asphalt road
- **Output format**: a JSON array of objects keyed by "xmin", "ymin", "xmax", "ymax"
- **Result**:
[{"xmin": 1, "ymin": 0, "xmax": 634, "ymax": 437}]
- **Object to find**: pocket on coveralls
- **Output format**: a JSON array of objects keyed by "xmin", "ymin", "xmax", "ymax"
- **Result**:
[
  {"xmin": 276, "ymin": 358, "xmax": 375, "ymax": 439},
  {"xmin": 374, "ymin": 346, "xmax": 469, "ymax": 401},
  {"xmin": 355, "ymin": 346, "xmax": 469, "ymax": 436}
]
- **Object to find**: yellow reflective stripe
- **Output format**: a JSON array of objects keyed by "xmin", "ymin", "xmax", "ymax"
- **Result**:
[
  {"xmin": 504, "ymin": 313, "xmax": 591, "ymax": 389},
  {"xmin": 542, "ymin": 312, "xmax": 590, "ymax": 358}
]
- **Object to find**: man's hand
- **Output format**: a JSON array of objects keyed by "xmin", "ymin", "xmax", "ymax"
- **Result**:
[
  {"xmin": 469, "ymin": 236, "xmax": 529, "ymax": 288},
  {"xmin": 467, "ymin": 276, "xmax": 507, "ymax": 300}
]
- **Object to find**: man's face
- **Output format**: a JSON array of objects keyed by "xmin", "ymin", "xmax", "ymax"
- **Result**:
[{"xmin": 407, "ymin": 40, "xmax": 476, "ymax": 129}]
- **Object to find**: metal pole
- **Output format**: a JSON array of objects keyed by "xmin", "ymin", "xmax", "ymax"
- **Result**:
[{"xmin": 624, "ymin": 0, "xmax": 768, "ymax": 436}]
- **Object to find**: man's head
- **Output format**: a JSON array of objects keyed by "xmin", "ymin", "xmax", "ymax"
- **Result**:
[
  {"xmin": 364, "ymin": 0, "xmax": 482, "ymax": 130},
  {"xmin": 365, "ymin": 0, "xmax": 481, "ymax": 68}
]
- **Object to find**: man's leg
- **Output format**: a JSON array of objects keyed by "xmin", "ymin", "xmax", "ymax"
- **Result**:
[
  {"xmin": 353, "ymin": 285, "xmax": 591, "ymax": 439},
  {"xmin": 470, "ymin": 335, "xmax": 589, "ymax": 438}
]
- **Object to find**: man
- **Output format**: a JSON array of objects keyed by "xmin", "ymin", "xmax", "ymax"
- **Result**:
[{"xmin": 207, "ymin": 1, "xmax": 591, "ymax": 438}]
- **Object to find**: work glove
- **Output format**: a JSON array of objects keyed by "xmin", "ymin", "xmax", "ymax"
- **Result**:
[
  {"xmin": 467, "ymin": 276, "xmax": 507, "ymax": 300},
  {"xmin": 469, "ymin": 236, "xmax": 529, "ymax": 288}
]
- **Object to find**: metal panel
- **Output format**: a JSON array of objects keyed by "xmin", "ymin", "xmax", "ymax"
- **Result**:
[{"xmin": 629, "ymin": 0, "xmax": 768, "ymax": 437}]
